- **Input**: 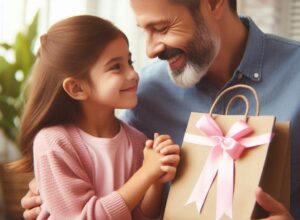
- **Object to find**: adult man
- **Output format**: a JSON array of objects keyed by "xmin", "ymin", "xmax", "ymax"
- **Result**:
[{"xmin": 22, "ymin": 0, "xmax": 298, "ymax": 219}]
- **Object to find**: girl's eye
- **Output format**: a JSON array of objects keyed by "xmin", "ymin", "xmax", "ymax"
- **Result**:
[{"xmin": 111, "ymin": 63, "xmax": 121, "ymax": 71}]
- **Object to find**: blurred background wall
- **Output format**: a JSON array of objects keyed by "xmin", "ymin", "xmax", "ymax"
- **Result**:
[{"xmin": 1, "ymin": 0, "xmax": 300, "ymax": 71}]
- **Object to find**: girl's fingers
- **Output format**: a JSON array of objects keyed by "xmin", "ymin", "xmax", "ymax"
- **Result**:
[
  {"xmin": 159, "ymin": 166, "xmax": 177, "ymax": 183},
  {"xmin": 160, "ymin": 155, "xmax": 180, "ymax": 166},
  {"xmin": 145, "ymin": 139, "xmax": 154, "ymax": 149},
  {"xmin": 154, "ymin": 139, "xmax": 173, "ymax": 152},
  {"xmin": 153, "ymin": 134, "xmax": 172, "ymax": 148},
  {"xmin": 159, "ymin": 144, "xmax": 180, "ymax": 155},
  {"xmin": 160, "ymin": 165, "xmax": 176, "ymax": 173}
]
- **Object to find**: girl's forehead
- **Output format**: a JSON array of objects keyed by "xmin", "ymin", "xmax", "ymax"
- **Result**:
[{"xmin": 94, "ymin": 37, "xmax": 130, "ymax": 65}]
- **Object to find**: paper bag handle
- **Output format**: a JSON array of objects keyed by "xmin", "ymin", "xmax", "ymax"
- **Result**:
[
  {"xmin": 209, "ymin": 84, "xmax": 260, "ymax": 116},
  {"xmin": 225, "ymin": 95, "xmax": 250, "ymax": 115}
]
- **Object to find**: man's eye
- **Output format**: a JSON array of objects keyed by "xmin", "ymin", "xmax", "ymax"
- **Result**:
[{"xmin": 153, "ymin": 25, "xmax": 167, "ymax": 32}]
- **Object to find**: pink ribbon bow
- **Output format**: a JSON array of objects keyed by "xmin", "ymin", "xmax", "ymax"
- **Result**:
[{"xmin": 184, "ymin": 114, "xmax": 273, "ymax": 220}]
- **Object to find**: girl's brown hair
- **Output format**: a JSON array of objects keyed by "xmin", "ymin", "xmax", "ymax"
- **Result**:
[{"xmin": 13, "ymin": 15, "xmax": 127, "ymax": 172}]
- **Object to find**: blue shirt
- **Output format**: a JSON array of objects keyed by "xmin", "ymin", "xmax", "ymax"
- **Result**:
[{"xmin": 121, "ymin": 17, "xmax": 300, "ymax": 218}]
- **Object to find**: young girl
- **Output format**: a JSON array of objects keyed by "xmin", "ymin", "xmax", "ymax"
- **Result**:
[{"xmin": 14, "ymin": 15, "xmax": 180, "ymax": 219}]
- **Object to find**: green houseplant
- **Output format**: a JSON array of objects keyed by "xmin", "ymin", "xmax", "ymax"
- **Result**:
[
  {"xmin": 0, "ymin": 12, "xmax": 39, "ymax": 149},
  {"xmin": 0, "ymin": 12, "xmax": 39, "ymax": 220}
]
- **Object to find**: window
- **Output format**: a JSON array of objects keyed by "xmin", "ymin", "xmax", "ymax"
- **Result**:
[
  {"xmin": 286, "ymin": 0, "xmax": 300, "ymax": 40},
  {"xmin": 2, "ymin": 1, "xmax": 300, "ymax": 70},
  {"xmin": 238, "ymin": 0, "xmax": 300, "ymax": 41}
]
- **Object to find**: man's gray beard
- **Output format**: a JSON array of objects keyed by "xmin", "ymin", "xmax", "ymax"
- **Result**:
[
  {"xmin": 167, "ymin": 62, "xmax": 209, "ymax": 88},
  {"xmin": 167, "ymin": 38, "xmax": 220, "ymax": 88}
]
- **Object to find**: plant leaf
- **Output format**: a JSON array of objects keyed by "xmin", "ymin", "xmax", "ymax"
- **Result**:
[
  {"xmin": 27, "ymin": 11, "xmax": 39, "ymax": 49},
  {"xmin": 0, "ymin": 10, "xmax": 39, "ymax": 144}
]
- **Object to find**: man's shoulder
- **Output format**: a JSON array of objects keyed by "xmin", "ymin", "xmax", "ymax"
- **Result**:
[
  {"xmin": 264, "ymin": 33, "xmax": 300, "ymax": 57},
  {"xmin": 262, "ymin": 33, "xmax": 300, "ymax": 75},
  {"xmin": 265, "ymin": 33, "xmax": 300, "ymax": 47}
]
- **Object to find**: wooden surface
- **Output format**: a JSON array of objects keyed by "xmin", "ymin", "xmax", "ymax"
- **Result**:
[{"xmin": 0, "ymin": 164, "xmax": 33, "ymax": 220}]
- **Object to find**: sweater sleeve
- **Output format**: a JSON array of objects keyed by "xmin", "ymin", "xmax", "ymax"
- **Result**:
[{"xmin": 34, "ymin": 131, "xmax": 132, "ymax": 220}]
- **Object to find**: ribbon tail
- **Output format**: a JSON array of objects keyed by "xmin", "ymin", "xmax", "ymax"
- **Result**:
[
  {"xmin": 216, "ymin": 153, "xmax": 234, "ymax": 220},
  {"xmin": 239, "ymin": 133, "xmax": 273, "ymax": 148},
  {"xmin": 185, "ymin": 146, "xmax": 221, "ymax": 213}
]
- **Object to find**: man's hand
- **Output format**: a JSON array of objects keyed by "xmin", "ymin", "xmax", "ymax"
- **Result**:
[
  {"xmin": 255, "ymin": 187, "xmax": 294, "ymax": 220},
  {"xmin": 21, "ymin": 178, "xmax": 41, "ymax": 220}
]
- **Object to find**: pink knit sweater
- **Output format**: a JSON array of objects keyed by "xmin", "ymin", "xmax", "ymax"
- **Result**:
[{"xmin": 33, "ymin": 122, "xmax": 156, "ymax": 220}]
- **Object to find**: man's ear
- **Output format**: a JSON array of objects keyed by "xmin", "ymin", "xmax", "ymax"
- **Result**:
[
  {"xmin": 207, "ymin": 0, "xmax": 226, "ymax": 18},
  {"xmin": 62, "ymin": 77, "xmax": 88, "ymax": 100}
]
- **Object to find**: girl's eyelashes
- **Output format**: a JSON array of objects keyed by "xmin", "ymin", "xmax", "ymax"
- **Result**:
[
  {"xmin": 108, "ymin": 55, "xmax": 133, "ymax": 72},
  {"xmin": 128, "ymin": 59, "xmax": 134, "ymax": 66},
  {"xmin": 110, "ymin": 63, "xmax": 121, "ymax": 71}
]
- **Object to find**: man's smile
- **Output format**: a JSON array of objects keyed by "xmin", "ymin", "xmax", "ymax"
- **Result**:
[
  {"xmin": 168, "ymin": 53, "xmax": 187, "ymax": 72},
  {"xmin": 158, "ymin": 48, "xmax": 187, "ymax": 72}
]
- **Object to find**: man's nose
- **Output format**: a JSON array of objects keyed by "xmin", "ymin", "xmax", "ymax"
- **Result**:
[{"xmin": 146, "ymin": 36, "xmax": 165, "ymax": 59}]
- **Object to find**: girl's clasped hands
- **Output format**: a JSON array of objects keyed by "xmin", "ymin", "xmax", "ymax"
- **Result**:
[{"xmin": 143, "ymin": 133, "xmax": 180, "ymax": 184}]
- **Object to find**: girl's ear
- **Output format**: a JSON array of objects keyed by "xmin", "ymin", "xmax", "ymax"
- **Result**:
[{"xmin": 62, "ymin": 77, "xmax": 88, "ymax": 100}]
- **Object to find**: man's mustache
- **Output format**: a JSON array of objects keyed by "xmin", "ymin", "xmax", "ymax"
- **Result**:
[{"xmin": 158, "ymin": 48, "xmax": 184, "ymax": 60}]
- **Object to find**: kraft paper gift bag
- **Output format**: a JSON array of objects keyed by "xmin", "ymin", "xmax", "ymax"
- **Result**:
[{"xmin": 163, "ymin": 84, "xmax": 290, "ymax": 220}]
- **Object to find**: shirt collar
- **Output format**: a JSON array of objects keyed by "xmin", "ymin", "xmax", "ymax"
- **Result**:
[{"xmin": 236, "ymin": 17, "xmax": 265, "ymax": 82}]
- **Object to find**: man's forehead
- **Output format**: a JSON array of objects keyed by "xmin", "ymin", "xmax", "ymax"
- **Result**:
[
  {"xmin": 130, "ymin": 0, "xmax": 186, "ymax": 27},
  {"xmin": 131, "ymin": 0, "xmax": 169, "ymax": 12},
  {"xmin": 131, "ymin": 1, "xmax": 168, "ymax": 25}
]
